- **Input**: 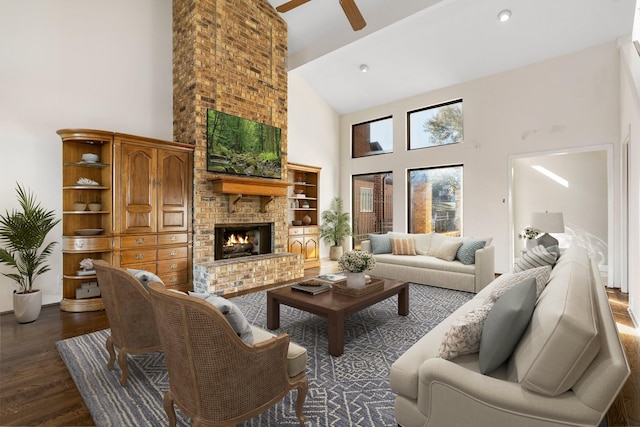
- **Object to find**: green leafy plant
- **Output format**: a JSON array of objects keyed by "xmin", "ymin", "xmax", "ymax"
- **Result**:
[
  {"xmin": 319, "ymin": 197, "xmax": 352, "ymax": 246},
  {"xmin": 0, "ymin": 183, "xmax": 60, "ymax": 293}
]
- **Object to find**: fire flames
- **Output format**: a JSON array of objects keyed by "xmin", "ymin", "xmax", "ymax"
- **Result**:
[{"xmin": 225, "ymin": 234, "xmax": 248, "ymax": 246}]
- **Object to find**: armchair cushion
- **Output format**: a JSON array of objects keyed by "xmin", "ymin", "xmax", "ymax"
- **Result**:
[{"xmin": 252, "ymin": 326, "xmax": 308, "ymax": 377}]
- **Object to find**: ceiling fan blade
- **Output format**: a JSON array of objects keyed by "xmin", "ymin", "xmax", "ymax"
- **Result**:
[
  {"xmin": 276, "ymin": 0, "xmax": 310, "ymax": 13},
  {"xmin": 339, "ymin": 0, "xmax": 366, "ymax": 31}
]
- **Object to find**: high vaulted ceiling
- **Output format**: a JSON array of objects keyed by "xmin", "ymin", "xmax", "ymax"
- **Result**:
[{"xmin": 268, "ymin": 0, "xmax": 636, "ymax": 114}]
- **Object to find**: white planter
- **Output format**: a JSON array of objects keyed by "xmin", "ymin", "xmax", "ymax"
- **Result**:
[
  {"xmin": 524, "ymin": 238, "xmax": 537, "ymax": 251},
  {"xmin": 329, "ymin": 245, "xmax": 343, "ymax": 261},
  {"xmin": 13, "ymin": 290, "xmax": 42, "ymax": 323},
  {"xmin": 344, "ymin": 271, "xmax": 366, "ymax": 289}
]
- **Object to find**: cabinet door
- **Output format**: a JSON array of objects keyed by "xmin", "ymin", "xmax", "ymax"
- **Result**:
[
  {"xmin": 303, "ymin": 235, "xmax": 319, "ymax": 261},
  {"xmin": 157, "ymin": 149, "xmax": 190, "ymax": 232},
  {"xmin": 288, "ymin": 236, "xmax": 304, "ymax": 256},
  {"xmin": 121, "ymin": 144, "xmax": 157, "ymax": 234}
]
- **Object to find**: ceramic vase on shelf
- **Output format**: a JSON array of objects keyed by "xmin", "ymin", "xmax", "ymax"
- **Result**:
[
  {"xmin": 345, "ymin": 271, "xmax": 366, "ymax": 289},
  {"xmin": 524, "ymin": 238, "xmax": 537, "ymax": 250}
]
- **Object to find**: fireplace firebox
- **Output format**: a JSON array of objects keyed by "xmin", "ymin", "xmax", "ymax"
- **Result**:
[{"xmin": 214, "ymin": 223, "xmax": 273, "ymax": 260}]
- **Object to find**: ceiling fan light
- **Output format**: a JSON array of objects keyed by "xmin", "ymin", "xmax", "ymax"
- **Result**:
[
  {"xmin": 360, "ymin": 64, "xmax": 369, "ymax": 73},
  {"xmin": 497, "ymin": 9, "xmax": 511, "ymax": 23}
]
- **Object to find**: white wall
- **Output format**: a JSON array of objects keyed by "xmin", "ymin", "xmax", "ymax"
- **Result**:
[
  {"xmin": 0, "ymin": 0, "xmax": 173, "ymax": 312},
  {"xmin": 619, "ymin": 34, "xmax": 640, "ymax": 325},
  {"xmin": 339, "ymin": 42, "xmax": 622, "ymax": 275},
  {"xmin": 287, "ymin": 73, "xmax": 341, "ymax": 259}
]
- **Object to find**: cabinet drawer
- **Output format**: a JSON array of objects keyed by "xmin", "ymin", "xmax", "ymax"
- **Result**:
[
  {"xmin": 121, "ymin": 235, "xmax": 158, "ymax": 248},
  {"xmin": 157, "ymin": 246, "xmax": 188, "ymax": 260},
  {"xmin": 157, "ymin": 233, "xmax": 188, "ymax": 245},
  {"xmin": 157, "ymin": 259, "xmax": 188, "ymax": 274},
  {"xmin": 121, "ymin": 262, "xmax": 157, "ymax": 273},
  {"xmin": 63, "ymin": 236, "xmax": 112, "ymax": 252},
  {"xmin": 121, "ymin": 248, "xmax": 157, "ymax": 265},
  {"xmin": 289, "ymin": 227, "xmax": 304, "ymax": 236},
  {"xmin": 159, "ymin": 271, "xmax": 188, "ymax": 287},
  {"xmin": 304, "ymin": 226, "xmax": 318, "ymax": 234}
]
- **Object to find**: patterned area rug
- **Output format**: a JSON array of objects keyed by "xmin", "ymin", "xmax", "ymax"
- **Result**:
[{"xmin": 57, "ymin": 284, "xmax": 473, "ymax": 426}]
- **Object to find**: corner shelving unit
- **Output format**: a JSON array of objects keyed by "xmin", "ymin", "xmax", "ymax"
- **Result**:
[
  {"xmin": 287, "ymin": 163, "xmax": 320, "ymax": 269},
  {"xmin": 59, "ymin": 129, "xmax": 114, "ymax": 312}
]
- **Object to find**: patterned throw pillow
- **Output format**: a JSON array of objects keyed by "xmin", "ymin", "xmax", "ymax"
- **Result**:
[
  {"xmin": 369, "ymin": 233, "xmax": 392, "ymax": 254},
  {"xmin": 391, "ymin": 237, "xmax": 416, "ymax": 255},
  {"xmin": 437, "ymin": 302, "xmax": 493, "ymax": 360},
  {"xmin": 455, "ymin": 239, "xmax": 487, "ymax": 265},
  {"xmin": 488, "ymin": 265, "xmax": 552, "ymax": 302},
  {"xmin": 514, "ymin": 245, "xmax": 558, "ymax": 273},
  {"xmin": 189, "ymin": 292, "xmax": 255, "ymax": 344}
]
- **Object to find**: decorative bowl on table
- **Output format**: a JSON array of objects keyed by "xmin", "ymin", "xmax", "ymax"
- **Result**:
[
  {"xmin": 72, "ymin": 202, "xmax": 87, "ymax": 211},
  {"xmin": 88, "ymin": 203, "xmax": 102, "ymax": 212},
  {"xmin": 293, "ymin": 189, "xmax": 304, "ymax": 194},
  {"xmin": 292, "ymin": 220, "xmax": 303, "ymax": 226},
  {"xmin": 75, "ymin": 228, "xmax": 104, "ymax": 236}
]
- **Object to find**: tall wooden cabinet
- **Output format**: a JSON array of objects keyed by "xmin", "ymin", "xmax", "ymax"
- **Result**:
[
  {"xmin": 287, "ymin": 163, "xmax": 320, "ymax": 269},
  {"xmin": 58, "ymin": 129, "xmax": 194, "ymax": 312}
]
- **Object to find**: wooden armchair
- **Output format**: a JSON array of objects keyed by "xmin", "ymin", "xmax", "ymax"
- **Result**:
[
  {"xmin": 93, "ymin": 260, "xmax": 162, "ymax": 385},
  {"xmin": 146, "ymin": 282, "xmax": 308, "ymax": 426}
]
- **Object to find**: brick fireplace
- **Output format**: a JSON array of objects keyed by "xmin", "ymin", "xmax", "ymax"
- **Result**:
[{"xmin": 173, "ymin": 0, "xmax": 304, "ymax": 295}]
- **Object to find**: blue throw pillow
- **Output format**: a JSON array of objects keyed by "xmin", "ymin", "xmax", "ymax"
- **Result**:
[
  {"xmin": 455, "ymin": 239, "xmax": 486, "ymax": 265},
  {"xmin": 369, "ymin": 233, "xmax": 392, "ymax": 254},
  {"xmin": 479, "ymin": 277, "xmax": 536, "ymax": 374}
]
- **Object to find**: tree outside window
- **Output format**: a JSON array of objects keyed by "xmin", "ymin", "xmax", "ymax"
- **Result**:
[
  {"xmin": 408, "ymin": 100, "xmax": 463, "ymax": 150},
  {"xmin": 408, "ymin": 166, "xmax": 463, "ymax": 236}
]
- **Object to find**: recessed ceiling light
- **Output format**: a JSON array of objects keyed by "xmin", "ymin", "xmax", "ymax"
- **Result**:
[
  {"xmin": 497, "ymin": 9, "xmax": 511, "ymax": 23},
  {"xmin": 360, "ymin": 64, "xmax": 369, "ymax": 73}
]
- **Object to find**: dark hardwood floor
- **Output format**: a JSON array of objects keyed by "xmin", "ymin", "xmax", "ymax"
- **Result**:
[{"xmin": 1, "ymin": 270, "xmax": 638, "ymax": 426}]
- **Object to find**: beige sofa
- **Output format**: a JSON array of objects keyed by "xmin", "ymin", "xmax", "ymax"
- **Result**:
[
  {"xmin": 361, "ymin": 232, "xmax": 495, "ymax": 293},
  {"xmin": 390, "ymin": 246, "xmax": 630, "ymax": 427}
]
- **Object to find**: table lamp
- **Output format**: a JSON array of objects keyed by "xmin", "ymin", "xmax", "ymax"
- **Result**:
[{"xmin": 531, "ymin": 212, "xmax": 564, "ymax": 248}]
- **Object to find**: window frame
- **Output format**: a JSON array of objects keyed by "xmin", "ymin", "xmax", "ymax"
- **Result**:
[
  {"xmin": 351, "ymin": 116, "xmax": 393, "ymax": 158},
  {"xmin": 407, "ymin": 99, "xmax": 463, "ymax": 151}
]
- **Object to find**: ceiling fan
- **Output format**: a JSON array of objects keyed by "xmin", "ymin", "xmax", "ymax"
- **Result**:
[{"xmin": 275, "ymin": 0, "xmax": 366, "ymax": 31}]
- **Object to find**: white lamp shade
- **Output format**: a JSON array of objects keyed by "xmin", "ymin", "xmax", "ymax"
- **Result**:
[{"xmin": 530, "ymin": 212, "xmax": 565, "ymax": 233}]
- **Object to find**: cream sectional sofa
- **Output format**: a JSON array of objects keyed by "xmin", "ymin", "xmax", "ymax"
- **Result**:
[
  {"xmin": 361, "ymin": 232, "xmax": 495, "ymax": 293},
  {"xmin": 390, "ymin": 246, "xmax": 630, "ymax": 427}
]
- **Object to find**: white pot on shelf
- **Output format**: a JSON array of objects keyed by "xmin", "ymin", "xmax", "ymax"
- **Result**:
[{"xmin": 524, "ymin": 238, "xmax": 537, "ymax": 250}]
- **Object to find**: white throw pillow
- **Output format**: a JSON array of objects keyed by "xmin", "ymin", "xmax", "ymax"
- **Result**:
[{"xmin": 437, "ymin": 302, "xmax": 493, "ymax": 360}]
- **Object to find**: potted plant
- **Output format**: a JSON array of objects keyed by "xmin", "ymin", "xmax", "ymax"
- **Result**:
[
  {"xmin": 338, "ymin": 250, "xmax": 376, "ymax": 288},
  {"xmin": 0, "ymin": 183, "xmax": 60, "ymax": 323},
  {"xmin": 319, "ymin": 197, "xmax": 352, "ymax": 260},
  {"xmin": 518, "ymin": 226, "xmax": 540, "ymax": 251}
]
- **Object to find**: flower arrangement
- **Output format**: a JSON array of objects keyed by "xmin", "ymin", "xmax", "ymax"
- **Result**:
[
  {"xmin": 519, "ymin": 226, "xmax": 541, "ymax": 240},
  {"xmin": 338, "ymin": 250, "xmax": 375, "ymax": 273}
]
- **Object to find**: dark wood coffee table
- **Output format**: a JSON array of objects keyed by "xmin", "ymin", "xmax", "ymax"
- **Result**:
[{"xmin": 266, "ymin": 278, "xmax": 409, "ymax": 356}]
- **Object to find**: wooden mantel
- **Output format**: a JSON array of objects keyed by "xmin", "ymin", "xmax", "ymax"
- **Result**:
[{"xmin": 209, "ymin": 176, "xmax": 290, "ymax": 212}]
